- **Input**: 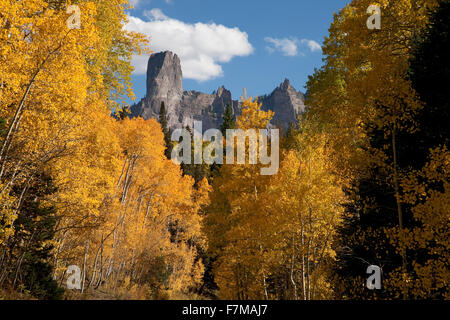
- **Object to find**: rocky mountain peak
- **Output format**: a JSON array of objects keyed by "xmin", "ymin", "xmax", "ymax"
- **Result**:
[
  {"xmin": 146, "ymin": 51, "xmax": 183, "ymax": 101},
  {"xmin": 258, "ymin": 79, "xmax": 306, "ymax": 129},
  {"xmin": 131, "ymin": 51, "xmax": 306, "ymax": 131},
  {"xmin": 280, "ymin": 78, "xmax": 292, "ymax": 91}
]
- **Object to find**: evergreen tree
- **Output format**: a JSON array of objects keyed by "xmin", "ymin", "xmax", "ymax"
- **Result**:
[
  {"xmin": 159, "ymin": 101, "xmax": 173, "ymax": 159},
  {"xmin": 159, "ymin": 101, "xmax": 169, "ymax": 136},
  {"xmin": 179, "ymin": 126, "xmax": 211, "ymax": 187},
  {"xmin": 209, "ymin": 104, "xmax": 236, "ymax": 177},
  {"xmin": 116, "ymin": 105, "xmax": 130, "ymax": 120},
  {"xmin": 334, "ymin": 1, "xmax": 450, "ymax": 299},
  {"xmin": 1, "ymin": 173, "xmax": 63, "ymax": 299},
  {"xmin": 408, "ymin": 0, "xmax": 450, "ymax": 162},
  {"xmin": 0, "ymin": 118, "xmax": 6, "ymax": 139},
  {"xmin": 333, "ymin": 128, "xmax": 406, "ymax": 299},
  {"xmin": 220, "ymin": 104, "xmax": 236, "ymax": 136}
]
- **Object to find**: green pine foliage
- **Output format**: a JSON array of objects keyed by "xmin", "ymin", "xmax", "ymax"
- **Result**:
[
  {"xmin": 220, "ymin": 104, "xmax": 236, "ymax": 136},
  {"xmin": 159, "ymin": 101, "xmax": 173, "ymax": 160}
]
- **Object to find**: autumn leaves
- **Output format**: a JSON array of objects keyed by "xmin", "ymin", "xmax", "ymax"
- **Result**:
[
  {"xmin": 0, "ymin": 1, "xmax": 203, "ymax": 299},
  {"xmin": 202, "ymin": 98, "xmax": 344, "ymax": 300},
  {"xmin": 305, "ymin": 0, "xmax": 448, "ymax": 299},
  {"xmin": 170, "ymin": 98, "xmax": 280, "ymax": 176},
  {"xmin": 0, "ymin": 0, "xmax": 448, "ymax": 300},
  {"xmin": 204, "ymin": 0, "xmax": 449, "ymax": 300}
]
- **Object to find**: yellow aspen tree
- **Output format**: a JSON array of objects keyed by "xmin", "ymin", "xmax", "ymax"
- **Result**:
[
  {"xmin": 259, "ymin": 117, "xmax": 344, "ymax": 300},
  {"xmin": 305, "ymin": 0, "xmax": 442, "ymax": 299},
  {"xmin": 386, "ymin": 147, "xmax": 449, "ymax": 298},
  {"xmin": 206, "ymin": 97, "xmax": 275, "ymax": 299}
]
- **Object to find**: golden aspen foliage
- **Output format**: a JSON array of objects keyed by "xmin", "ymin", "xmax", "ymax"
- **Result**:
[
  {"xmin": 306, "ymin": 0, "xmax": 440, "ymax": 180},
  {"xmin": 52, "ymin": 116, "xmax": 210, "ymax": 299},
  {"xmin": 386, "ymin": 147, "xmax": 449, "ymax": 298},
  {"xmin": 305, "ymin": 0, "xmax": 446, "ymax": 299},
  {"xmin": 261, "ymin": 120, "xmax": 344, "ymax": 300},
  {"xmin": 206, "ymin": 99, "xmax": 344, "ymax": 300},
  {"xmin": 0, "ymin": 184, "xmax": 16, "ymax": 245},
  {"xmin": 0, "ymin": 1, "xmax": 104, "ymax": 254},
  {"xmin": 1, "ymin": 0, "xmax": 207, "ymax": 299},
  {"xmin": 204, "ymin": 97, "xmax": 274, "ymax": 299}
]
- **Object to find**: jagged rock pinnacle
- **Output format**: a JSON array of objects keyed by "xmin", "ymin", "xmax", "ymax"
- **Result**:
[{"xmin": 131, "ymin": 51, "xmax": 306, "ymax": 131}]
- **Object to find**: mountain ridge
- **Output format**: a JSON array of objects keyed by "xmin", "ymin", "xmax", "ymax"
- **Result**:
[{"xmin": 131, "ymin": 51, "xmax": 306, "ymax": 131}]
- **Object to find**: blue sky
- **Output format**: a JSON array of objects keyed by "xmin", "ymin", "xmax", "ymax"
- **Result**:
[{"xmin": 126, "ymin": 0, "xmax": 351, "ymax": 104}]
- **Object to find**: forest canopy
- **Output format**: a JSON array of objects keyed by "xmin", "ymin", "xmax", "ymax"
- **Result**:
[{"xmin": 0, "ymin": 0, "xmax": 448, "ymax": 300}]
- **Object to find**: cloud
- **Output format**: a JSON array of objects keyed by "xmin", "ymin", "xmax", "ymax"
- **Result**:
[
  {"xmin": 300, "ymin": 39, "xmax": 322, "ymax": 52},
  {"xmin": 143, "ymin": 8, "xmax": 168, "ymax": 21},
  {"xmin": 126, "ymin": 9, "xmax": 254, "ymax": 81},
  {"xmin": 129, "ymin": 0, "xmax": 172, "ymax": 8},
  {"xmin": 265, "ymin": 37, "xmax": 322, "ymax": 56},
  {"xmin": 265, "ymin": 37, "xmax": 299, "ymax": 56}
]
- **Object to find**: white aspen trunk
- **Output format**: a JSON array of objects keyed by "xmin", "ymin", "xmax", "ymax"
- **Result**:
[
  {"xmin": 53, "ymin": 231, "xmax": 68, "ymax": 279},
  {"xmin": 301, "ymin": 223, "xmax": 306, "ymax": 300},
  {"xmin": 116, "ymin": 158, "xmax": 129, "ymax": 188},
  {"xmin": 290, "ymin": 233, "xmax": 298, "ymax": 300},
  {"xmin": 392, "ymin": 124, "xmax": 407, "ymax": 299},
  {"xmin": 81, "ymin": 240, "xmax": 89, "ymax": 293},
  {"xmin": 0, "ymin": 112, "xmax": 23, "ymax": 179}
]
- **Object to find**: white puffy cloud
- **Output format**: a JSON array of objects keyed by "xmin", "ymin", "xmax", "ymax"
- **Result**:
[
  {"xmin": 264, "ymin": 37, "xmax": 299, "ymax": 56},
  {"xmin": 143, "ymin": 8, "xmax": 167, "ymax": 21},
  {"xmin": 265, "ymin": 37, "xmax": 322, "ymax": 56},
  {"xmin": 126, "ymin": 9, "xmax": 254, "ymax": 81},
  {"xmin": 300, "ymin": 39, "xmax": 322, "ymax": 52}
]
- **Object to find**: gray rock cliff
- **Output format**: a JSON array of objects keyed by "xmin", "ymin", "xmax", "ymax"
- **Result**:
[
  {"xmin": 259, "ymin": 79, "xmax": 305, "ymax": 129},
  {"xmin": 131, "ymin": 51, "xmax": 306, "ymax": 131}
]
